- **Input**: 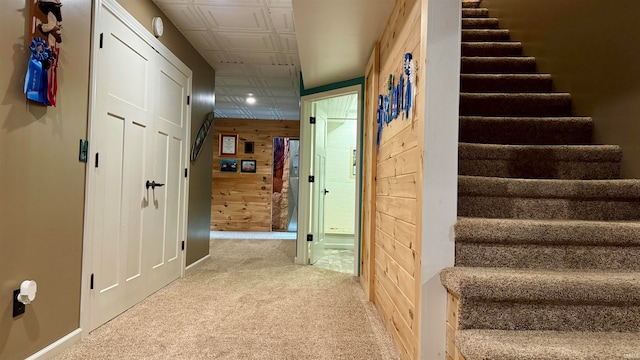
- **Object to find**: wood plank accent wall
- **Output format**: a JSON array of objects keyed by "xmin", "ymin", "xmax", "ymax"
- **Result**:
[
  {"xmin": 211, "ymin": 119, "xmax": 300, "ymax": 232},
  {"xmin": 369, "ymin": 0, "xmax": 424, "ymax": 358},
  {"xmin": 446, "ymin": 292, "xmax": 467, "ymax": 360}
]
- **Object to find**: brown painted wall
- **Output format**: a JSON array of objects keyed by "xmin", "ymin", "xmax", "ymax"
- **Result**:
[
  {"xmin": 117, "ymin": 0, "xmax": 215, "ymax": 265},
  {"xmin": 372, "ymin": 0, "xmax": 423, "ymax": 358},
  {"xmin": 0, "ymin": 1, "xmax": 214, "ymax": 358},
  {"xmin": 0, "ymin": 1, "xmax": 91, "ymax": 359},
  {"xmin": 483, "ymin": 0, "xmax": 640, "ymax": 178},
  {"xmin": 211, "ymin": 119, "xmax": 299, "ymax": 232}
]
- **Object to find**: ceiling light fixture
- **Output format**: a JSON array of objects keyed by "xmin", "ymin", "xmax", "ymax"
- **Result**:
[{"xmin": 246, "ymin": 95, "xmax": 256, "ymax": 105}]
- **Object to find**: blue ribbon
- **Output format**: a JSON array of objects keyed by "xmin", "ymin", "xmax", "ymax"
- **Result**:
[
  {"xmin": 24, "ymin": 38, "xmax": 51, "ymax": 105},
  {"xmin": 376, "ymin": 95, "xmax": 383, "ymax": 147}
]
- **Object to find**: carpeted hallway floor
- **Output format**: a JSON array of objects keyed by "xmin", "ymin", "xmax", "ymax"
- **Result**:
[{"xmin": 55, "ymin": 239, "xmax": 398, "ymax": 360}]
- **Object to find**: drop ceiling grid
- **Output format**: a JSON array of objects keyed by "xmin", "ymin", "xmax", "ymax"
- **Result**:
[{"xmin": 153, "ymin": 0, "xmax": 301, "ymax": 120}]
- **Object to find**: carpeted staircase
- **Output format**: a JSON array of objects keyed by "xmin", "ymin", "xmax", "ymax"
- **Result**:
[{"xmin": 441, "ymin": 1, "xmax": 640, "ymax": 359}]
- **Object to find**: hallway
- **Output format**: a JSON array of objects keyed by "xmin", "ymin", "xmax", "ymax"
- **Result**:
[{"xmin": 55, "ymin": 238, "xmax": 397, "ymax": 359}]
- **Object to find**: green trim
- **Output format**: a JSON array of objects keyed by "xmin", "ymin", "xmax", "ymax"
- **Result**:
[{"xmin": 300, "ymin": 75, "xmax": 365, "ymax": 97}]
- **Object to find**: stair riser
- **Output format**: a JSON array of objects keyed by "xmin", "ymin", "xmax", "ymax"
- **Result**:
[
  {"xmin": 459, "ymin": 159, "xmax": 620, "ymax": 179},
  {"xmin": 460, "ymin": 96, "xmax": 572, "ymax": 117},
  {"xmin": 458, "ymin": 197, "xmax": 640, "ymax": 220},
  {"xmin": 462, "ymin": 44, "xmax": 522, "ymax": 57},
  {"xmin": 458, "ymin": 300, "xmax": 640, "ymax": 332},
  {"xmin": 462, "ymin": 8, "xmax": 489, "ymax": 18},
  {"xmin": 461, "ymin": 76, "xmax": 552, "ymax": 93},
  {"xmin": 463, "ymin": 19, "xmax": 499, "ymax": 29},
  {"xmin": 456, "ymin": 243, "xmax": 640, "ymax": 270},
  {"xmin": 461, "ymin": 58, "xmax": 536, "ymax": 73},
  {"xmin": 462, "ymin": 30, "xmax": 511, "ymax": 42},
  {"xmin": 462, "ymin": 0, "xmax": 481, "ymax": 8},
  {"xmin": 459, "ymin": 118, "xmax": 593, "ymax": 145}
]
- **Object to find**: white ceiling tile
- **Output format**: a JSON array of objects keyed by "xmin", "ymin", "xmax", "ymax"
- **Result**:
[
  {"xmin": 269, "ymin": 8, "xmax": 295, "ymax": 33},
  {"xmin": 196, "ymin": 5, "xmax": 270, "ymax": 32},
  {"xmin": 182, "ymin": 30, "xmax": 222, "ymax": 51},
  {"xmin": 260, "ymin": 77, "xmax": 296, "ymax": 89},
  {"xmin": 266, "ymin": 0, "xmax": 292, "ymax": 8},
  {"xmin": 217, "ymin": 77, "xmax": 259, "ymax": 87},
  {"xmin": 277, "ymin": 34, "xmax": 298, "ymax": 52},
  {"xmin": 194, "ymin": 0, "xmax": 264, "ymax": 6},
  {"xmin": 216, "ymin": 32, "xmax": 278, "ymax": 52},
  {"xmin": 252, "ymin": 64, "xmax": 295, "ymax": 78},
  {"xmin": 231, "ymin": 52, "xmax": 282, "ymax": 66},
  {"xmin": 156, "ymin": 4, "xmax": 207, "ymax": 31}
]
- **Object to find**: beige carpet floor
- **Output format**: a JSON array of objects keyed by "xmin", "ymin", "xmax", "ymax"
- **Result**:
[{"xmin": 55, "ymin": 239, "xmax": 398, "ymax": 360}]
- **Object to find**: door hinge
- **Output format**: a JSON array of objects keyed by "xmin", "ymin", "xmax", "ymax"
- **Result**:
[
  {"xmin": 90, "ymin": 273, "xmax": 94, "ymax": 290},
  {"xmin": 306, "ymin": 234, "xmax": 313, "ymax": 242},
  {"xmin": 95, "ymin": 153, "xmax": 99, "ymax": 168},
  {"xmin": 308, "ymin": 175, "xmax": 315, "ymax": 183},
  {"xmin": 184, "ymin": 168, "xmax": 188, "ymax": 178},
  {"xmin": 99, "ymin": 33, "xmax": 103, "ymax": 48},
  {"xmin": 181, "ymin": 241, "xmax": 185, "ymax": 251},
  {"xmin": 309, "ymin": 116, "xmax": 316, "ymax": 124},
  {"xmin": 187, "ymin": 96, "xmax": 190, "ymax": 105}
]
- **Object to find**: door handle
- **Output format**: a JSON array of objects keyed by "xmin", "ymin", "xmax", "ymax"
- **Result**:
[
  {"xmin": 146, "ymin": 180, "xmax": 165, "ymax": 190},
  {"xmin": 323, "ymin": 189, "xmax": 330, "ymax": 195}
]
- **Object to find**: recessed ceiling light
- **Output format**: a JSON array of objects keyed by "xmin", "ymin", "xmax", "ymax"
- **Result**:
[{"xmin": 246, "ymin": 96, "xmax": 256, "ymax": 105}]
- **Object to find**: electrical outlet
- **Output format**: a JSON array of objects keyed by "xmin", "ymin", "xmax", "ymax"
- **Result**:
[{"xmin": 13, "ymin": 289, "xmax": 25, "ymax": 317}]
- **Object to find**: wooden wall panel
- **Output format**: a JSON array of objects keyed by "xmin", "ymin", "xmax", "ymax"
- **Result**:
[
  {"xmin": 211, "ymin": 119, "xmax": 300, "ymax": 232},
  {"xmin": 371, "ymin": 0, "xmax": 424, "ymax": 358}
]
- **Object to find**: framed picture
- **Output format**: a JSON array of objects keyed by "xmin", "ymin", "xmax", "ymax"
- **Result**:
[
  {"xmin": 244, "ymin": 141, "xmax": 254, "ymax": 154},
  {"xmin": 241, "ymin": 160, "xmax": 256, "ymax": 173},
  {"xmin": 220, "ymin": 159, "xmax": 238, "ymax": 172},
  {"xmin": 220, "ymin": 134, "xmax": 237, "ymax": 156}
]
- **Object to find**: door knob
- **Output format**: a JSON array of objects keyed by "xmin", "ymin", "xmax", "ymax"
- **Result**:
[
  {"xmin": 323, "ymin": 189, "xmax": 330, "ymax": 195},
  {"xmin": 146, "ymin": 180, "xmax": 165, "ymax": 190}
]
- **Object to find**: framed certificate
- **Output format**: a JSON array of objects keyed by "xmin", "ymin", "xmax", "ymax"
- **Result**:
[{"xmin": 220, "ymin": 134, "xmax": 237, "ymax": 156}]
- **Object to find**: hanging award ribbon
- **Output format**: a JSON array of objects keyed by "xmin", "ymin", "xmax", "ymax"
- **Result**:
[
  {"xmin": 25, "ymin": 0, "xmax": 63, "ymax": 106},
  {"xmin": 398, "ymin": 71, "xmax": 404, "ymax": 119},
  {"xmin": 24, "ymin": 37, "xmax": 51, "ymax": 105}
]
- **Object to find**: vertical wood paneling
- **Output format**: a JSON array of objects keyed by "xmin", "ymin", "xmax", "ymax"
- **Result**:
[
  {"xmin": 211, "ymin": 119, "xmax": 299, "ymax": 231},
  {"xmin": 371, "ymin": 0, "xmax": 424, "ymax": 358}
]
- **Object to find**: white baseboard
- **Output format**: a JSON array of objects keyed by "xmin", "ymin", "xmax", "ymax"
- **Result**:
[
  {"xmin": 25, "ymin": 328, "xmax": 82, "ymax": 360},
  {"xmin": 185, "ymin": 254, "xmax": 210, "ymax": 271}
]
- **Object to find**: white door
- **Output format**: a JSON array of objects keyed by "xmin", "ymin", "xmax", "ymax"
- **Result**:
[
  {"xmin": 310, "ymin": 106, "xmax": 328, "ymax": 264},
  {"xmin": 88, "ymin": 6, "xmax": 188, "ymax": 331},
  {"xmin": 144, "ymin": 55, "xmax": 188, "ymax": 292}
]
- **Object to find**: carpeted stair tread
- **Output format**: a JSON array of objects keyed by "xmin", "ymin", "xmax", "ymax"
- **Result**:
[
  {"xmin": 456, "ymin": 329, "xmax": 640, "ymax": 360},
  {"xmin": 459, "ymin": 143, "xmax": 621, "ymax": 162},
  {"xmin": 455, "ymin": 217, "xmax": 640, "ymax": 246},
  {"xmin": 459, "ymin": 143, "xmax": 621, "ymax": 179},
  {"xmin": 461, "ymin": 74, "xmax": 552, "ymax": 93},
  {"xmin": 462, "ymin": 0, "xmax": 481, "ymax": 8},
  {"xmin": 463, "ymin": 18, "xmax": 499, "ymax": 29},
  {"xmin": 460, "ymin": 93, "xmax": 572, "ymax": 117},
  {"xmin": 462, "ymin": 8, "xmax": 489, "ymax": 18},
  {"xmin": 462, "ymin": 42, "xmax": 523, "ymax": 57},
  {"xmin": 461, "ymin": 56, "xmax": 537, "ymax": 73},
  {"xmin": 458, "ymin": 176, "xmax": 640, "ymax": 220},
  {"xmin": 440, "ymin": 267, "xmax": 640, "ymax": 303},
  {"xmin": 459, "ymin": 176, "xmax": 640, "ymax": 199},
  {"xmin": 459, "ymin": 116, "xmax": 593, "ymax": 145},
  {"xmin": 462, "ymin": 29, "xmax": 511, "ymax": 42}
]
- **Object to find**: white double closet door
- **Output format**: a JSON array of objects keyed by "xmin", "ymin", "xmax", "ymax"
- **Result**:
[{"xmin": 86, "ymin": 3, "xmax": 191, "ymax": 331}]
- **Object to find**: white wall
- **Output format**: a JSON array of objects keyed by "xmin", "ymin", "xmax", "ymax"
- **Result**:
[
  {"xmin": 324, "ymin": 119, "xmax": 357, "ymax": 239},
  {"xmin": 419, "ymin": 0, "xmax": 460, "ymax": 358}
]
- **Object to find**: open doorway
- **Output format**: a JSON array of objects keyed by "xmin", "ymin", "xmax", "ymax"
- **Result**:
[
  {"xmin": 272, "ymin": 138, "xmax": 299, "ymax": 232},
  {"xmin": 296, "ymin": 85, "xmax": 362, "ymax": 275}
]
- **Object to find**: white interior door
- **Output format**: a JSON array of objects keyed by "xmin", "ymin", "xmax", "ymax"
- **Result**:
[
  {"xmin": 310, "ymin": 106, "xmax": 328, "ymax": 264},
  {"xmin": 144, "ymin": 55, "xmax": 188, "ymax": 292},
  {"xmin": 88, "ymin": 5, "xmax": 189, "ymax": 331}
]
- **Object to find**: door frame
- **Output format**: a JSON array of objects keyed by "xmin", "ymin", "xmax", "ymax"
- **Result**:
[
  {"xmin": 296, "ymin": 85, "xmax": 362, "ymax": 275},
  {"xmin": 79, "ymin": 0, "xmax": 192, "ymax": 334}
]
